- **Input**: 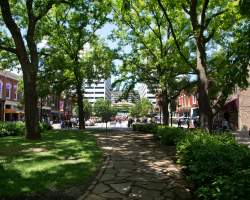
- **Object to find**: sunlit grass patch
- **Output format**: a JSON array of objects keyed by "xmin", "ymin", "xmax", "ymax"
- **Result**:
[{"xmin": 0, "ymin": 130, "xmax": 103, "ymax": 198}]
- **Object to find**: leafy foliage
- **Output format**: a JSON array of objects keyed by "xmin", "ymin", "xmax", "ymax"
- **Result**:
[
  {"xmin": 132, "ymin": 124, "xmax": 250, "ymax": 199},
  {"xmin": 129, "ymin": 98, "xmax": 152, "ymax": 118},
  {"xmin": 132, "ymin": 123, "xmax": 158, "ymax": 134},
  {"xmin": 177, "ymin": 130, "xmax": 250, "ymax": 200},
  {"xmin": 0, "ymin": 122, "xmax": 52, "ymax": 137},
  {"xmin": 93, "ymin": 99, "xmax": 117, "ymax": 123}
]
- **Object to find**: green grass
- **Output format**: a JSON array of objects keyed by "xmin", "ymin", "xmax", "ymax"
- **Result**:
[{"xmin": 0, "ymin": 130, "xmax": 103, "ymax": 198}]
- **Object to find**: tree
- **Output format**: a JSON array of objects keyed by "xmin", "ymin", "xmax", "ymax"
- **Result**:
[
  {"xmin": 112, "ymin": 0, "xmax": 194, "ymax": 125},
  {"xmin": 93, "ymin": 99, "xmax": 117, "ymax": 129},
  {"xmin": 156, "ymin": 0, "xmax": 247, "ymax": 131},
  {"xmin": 73, "ymin": 99, "xmax": 92, "ymax": 121},
  {"xmin": 46, "ymin": 1, "xmax": 113, "ymax": 129},
  {"xmin": 0, "ymin": 0, "xmax": 70, "ymax": 139},
  {"xmin": 129, "ymin": 98, "xmax": 153, "ymax": 118}
]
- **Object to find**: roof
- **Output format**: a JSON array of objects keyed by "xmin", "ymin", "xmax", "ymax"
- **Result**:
[{"xmin": 0, "ymin": 70, "xmax": 21, "ymax": 81}]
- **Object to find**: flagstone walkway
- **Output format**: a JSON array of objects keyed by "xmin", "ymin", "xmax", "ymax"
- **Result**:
[{"xmin": 80, "ymin": 130, "xmax": 191, "ymax": 200}]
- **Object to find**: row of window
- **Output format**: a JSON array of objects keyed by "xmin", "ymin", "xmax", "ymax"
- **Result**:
[
  {"xmin": 0, "ymin": 81, "xmax": 17, "ymax": 100},
  {"xmin": 85, "ymin": 86, "xmax": 105, "ymax": 89},
  {"xmin": 85, "ymin": 92, "xmax": 105, "ymax": 94}
]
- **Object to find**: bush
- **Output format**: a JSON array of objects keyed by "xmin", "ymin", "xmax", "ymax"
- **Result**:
[
  {"xmin": 0, "ymin": 122, "xmax": 53, "ymax": 137},
  {"xmin": 39, "ymin": 122, "xmax": 53, "ymax": 133},
  {"xmin": 0, "ymin": 122, "xmax": 25, "ymax": 137},
  {"xmin": 132, "ymin": 123, "xmax": 158, "ymax": 134},
  {"xmin": 156, "ymin": 126, "xmax": 186, "ymax": 145},
  {"xmin": 176, "ymin": 130, "xmax": 250, "ymax": 200}
]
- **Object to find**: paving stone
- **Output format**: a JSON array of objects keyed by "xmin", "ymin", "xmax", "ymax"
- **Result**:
[
  {"xmin": 100, "ymin": 192, "xmax": 125, "ymax": 199},
  {"xmin": 129, "ymin": 186, "xmax": 162, "ymax": 200},
  {"xmin": 92, "ymin": 183, "xmax": 110, "ymax": 194},
  {"xmin": 85, "ymin": 194, "xmax": 105, "ymax": 200},
  {"xmin": 83, "ymin": 130, "xmax": 192, "ymax": 200},
  {"xmin": 110, "ymin": 182, "xmax": 132, "ymax": 194},
  {"xmin": 134, "ymin": 182, "xmax": 166, "ymax": 191},
  {"xmin": 100, "ymin": 173, "xmax": 115, "ymax": 181}
]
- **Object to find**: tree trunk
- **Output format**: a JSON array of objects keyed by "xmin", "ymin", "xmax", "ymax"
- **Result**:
[
  {"xmin": 162, "ymin": 91, "xmax": 169, "ymax": 126},
  {"xmin": 40, "ymin": 97, "xmax": 43, "ymax": 122},
  {"xmin": 196, "ymin": 44, "xmax": 213, "ymax": 132},
  {"xmin": 76, "ymin": 84, "xmax": 85, "ymax": 130},
  {"xmin": 23, "ymin": 68, "xmax": 40, "ymax": 139}
]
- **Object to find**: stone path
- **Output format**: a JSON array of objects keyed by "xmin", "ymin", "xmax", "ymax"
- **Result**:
[{"xmin": 80, "ymin": 130, "xmax": 191, "ymax": 200}]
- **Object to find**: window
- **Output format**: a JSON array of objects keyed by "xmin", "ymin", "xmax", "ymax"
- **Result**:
[
  {"xmin": 6, "ymin": 83, "xmax": 11, "ymax": 99},
  {"xmin": 0, "ymin": 81, "xmax": 3, "ymax": 98},
  {"xmin": 95, "ymin": 92, "xmax": 104, "ymax": 94},
  {"xmin": 193, "ymin": 95, "xmax": 197, "ymax": 104},
  {"xmin": 13, "ymin": 85, "xmax": 17, "ymax": 100}
]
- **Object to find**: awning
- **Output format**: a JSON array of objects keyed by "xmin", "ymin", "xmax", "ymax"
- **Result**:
[{"xmin": 224, "ymin": 98, "xmax": 238, "ymax": 110}]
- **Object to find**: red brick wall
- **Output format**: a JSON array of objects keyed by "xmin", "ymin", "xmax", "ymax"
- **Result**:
[{"xmin": 0, "ymin": 75, "xmax": 19, "ymax": 101}]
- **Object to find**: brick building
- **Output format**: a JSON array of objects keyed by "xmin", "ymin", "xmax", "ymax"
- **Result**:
[
  {"xmin": 176, "ymin": 92, "xmax": 199, "ymax": 119},
  {"xmin": 0, "ymin": 70, "xmax": 73, "ymax": 122},
  {"xmin": 0, "ymin": 71, "xmax": 23, "ymax": 121}
]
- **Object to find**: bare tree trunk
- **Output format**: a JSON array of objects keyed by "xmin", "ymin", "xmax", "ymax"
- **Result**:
[
  {"xmin": 196, "ymin": 45, "xmax": 213, "ymax": 132},
  {"xmin": 40, "ymin": 97, "xmax": 43, "ymax": 122},
  {"xmin": 162, "ymin": 90, "xmax": 169, "ymax": 126},
  {"xmin": 23, "ymin": 68, "xmax": 40, "ymax": 139},
  {"xmin": 76, "ymin": 84, "xmax": 85, "ymax": 130}
]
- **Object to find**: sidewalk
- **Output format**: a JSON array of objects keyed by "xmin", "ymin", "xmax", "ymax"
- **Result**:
[
  {"xmin": 80, "ymin": 129, "xmax": 191, "ymax": 200},
  {"xmin": 232, "ymin": 131, "xmax": 250, "ymax": 148}
]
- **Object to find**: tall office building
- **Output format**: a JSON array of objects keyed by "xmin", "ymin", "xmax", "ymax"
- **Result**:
[
  {"xmin": 84, "ymin": 78, "xmax": 112, "ymax": 104},
  {"xmin": 137, "ymin": 83, "xmax": 157, "ymax": 105}
]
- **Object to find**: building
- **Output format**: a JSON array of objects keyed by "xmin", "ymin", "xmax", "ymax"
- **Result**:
[
  {"xmin": 137, "ymin": 83, "xmax": 157, "ymax": 105},
  {"xmin": 176, "ymin": 92, "xmax": 199, "ymax": 119},
  {"xmin": 111, "ymin": 90, "xmax": 140, "ymax": 104},
  {"xmin": 84, "ymin": 78, "xmax": 112, "ymax": 104},
  {"xmin": 223, "ymin": 84, "xmax": 250, "ymax": 131},
  {"xmin": 39, "ymin": 93, "xmax": 73, "ymax": 123},
  {"xmin": 0, "ymin": 71, "xmax": 23, "ymax": 121}
]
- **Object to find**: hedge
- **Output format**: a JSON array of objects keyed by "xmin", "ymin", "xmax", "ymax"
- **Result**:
[
  {"xmin": 132, "ymin": 123, "xmax": 158, "ymax": 134},
  {"xmin": 132, "ymin": 124, "xmax": 250, "ymax": 199},
  {"xmin": 0, "ymin": 122, "xmax": 52, "ymax": 137}
]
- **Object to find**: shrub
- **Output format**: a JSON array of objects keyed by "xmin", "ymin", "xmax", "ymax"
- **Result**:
[
  {"xmin": 0, "ymin": 122, "xmax": 52, "ymax": 137},
  {"xmin": 0, "ymin": 122, "xmax": 25, "ymax": 137},
  {"xmin": 176, "ymin": 130, "xmax": 250, "ymax": 200},
  {"xmin": 132, "ymin": 123, "xmax": 158, "ymax": 134},
  {"xmin": 156, "ymin": 126, "xmax": 186, "ymax": 145},
  {"xmin": 39, "ymin": 122, "xmax": 53, "ymax": 133}
]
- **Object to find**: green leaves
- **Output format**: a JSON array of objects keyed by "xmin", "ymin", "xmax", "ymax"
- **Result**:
[
  {"xmin": 130, "ymin": 98, "xmax": 152, "ymax": 118},
  {"xmin": 93, "ymin": 99, "xmax": 117, "ymax": 122}
]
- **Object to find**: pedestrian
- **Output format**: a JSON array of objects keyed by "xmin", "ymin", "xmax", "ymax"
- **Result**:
[
  {"xmin": 222, "ymin": 118, "xmax": 230, "ymax": 131},
  {"xmin": 186, "ymin": 118, "xmax": 190, "ymax": 129},
  {"xmin": 178, "ymin": 119, "xmax": 181, "ymax": 128}
]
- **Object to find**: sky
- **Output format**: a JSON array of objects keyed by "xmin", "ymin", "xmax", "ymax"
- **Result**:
[{"xmin": 8, "ymin": 22, "xmax": 130, "ymax": 89}]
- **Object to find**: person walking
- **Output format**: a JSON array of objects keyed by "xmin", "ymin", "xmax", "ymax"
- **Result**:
[{"xmin": 178, "ymin": 119, "xmax": 182, "ymax": 128}]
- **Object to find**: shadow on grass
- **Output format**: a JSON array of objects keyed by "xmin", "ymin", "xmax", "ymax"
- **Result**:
[{"xmin": 0, "ymin": 130, "xmax": 103, "ymax": 199}]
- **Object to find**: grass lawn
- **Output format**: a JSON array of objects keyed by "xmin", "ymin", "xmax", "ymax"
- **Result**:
[{"xmin": 0, "ymin": 130, "xmax": 103, "ymax": 198}]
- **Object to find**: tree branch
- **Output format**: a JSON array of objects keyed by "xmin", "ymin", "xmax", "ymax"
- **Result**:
[
  {"xmin": 0, "ymin": 43, "xmax": 17, "ymax": 54},
  {"xmin": 205, "ymin": 28, "xmax": 216, "ymax": 43},
  {"xmin": 201, "ymin": 0, "xmax": 209, "ymax": 31},
  {"xmin": 0, "ymin": 0, "xmax": 30, "ymax": 66},
  {"xmin": 157, "ymin": 0, "xmax": 195, "ymax": 70},
  {"xmin": 205, "ymin": 10, "xmax": 227, "ymax": 28}
]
